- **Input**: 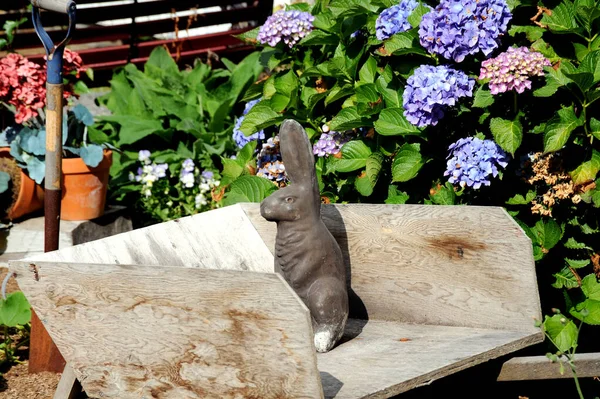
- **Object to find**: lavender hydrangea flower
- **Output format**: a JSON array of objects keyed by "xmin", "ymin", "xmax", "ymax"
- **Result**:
[
  {"xmin": 313, "ymin": 125, "xmax": 359, "ymax": 157},
  {"xmin": 232, "ymin": 99, "xmax": 266, "ymax": 149},
  {"xmin": 257, "ymin": 136, "xmax": 288, "ymax": 186},
  {"xmin": 403, "ymin": 65, "xmax": 475, "ymax": 127},
  {"xmin": 480, "ymin": 47, "xmax": 551, "ymax": 95},
  {"xmin": 257, "ymin": 10, "xmax": 315, "ymax": 48},
  {"xmin": 444, "ymin": 137, "xmax": 508, "ymax": 189},
  {"xmin": 376, "ymin": 0, "xmax": 423, "ymax": 40},
  {"xmin": 419, "ymin": 0, "xmax": 512, "ymax": 62}
]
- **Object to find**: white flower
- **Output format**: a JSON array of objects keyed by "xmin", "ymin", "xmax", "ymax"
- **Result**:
[{"xmin": 180, "ymin": 172, "xmax": 195, "ymax": 188}]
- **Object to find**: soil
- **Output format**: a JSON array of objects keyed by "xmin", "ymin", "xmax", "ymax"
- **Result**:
[{"xmin": 0, "ymin": 362, "xmax": 60, "ymax": 399}]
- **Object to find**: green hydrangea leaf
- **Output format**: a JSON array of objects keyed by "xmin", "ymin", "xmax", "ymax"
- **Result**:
[
  {"xmin": 374, "ymin": 108, "xmax": 421, "ymax": 136},
  {"xmin": 490, "ymin": 117, "xmax": 523, "ymax": 156},
  {"xmin": 543, "ymin": 105, "xmax": 584, "ymax": 153},
  {"xmin": 392, "ymin": 143, "xmax": 423, "ymax": 182},
  {"xmin": 543, "ymin": 314, "xmax": 578, "ymax": 352},
  {"xmin": 0, "ymin": 292, "xmax": 31, "ymax": 327}
]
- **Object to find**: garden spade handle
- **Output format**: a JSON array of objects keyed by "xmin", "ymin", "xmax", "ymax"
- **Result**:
[{"xmin": 31, "ymin": 0, "xmax": 76, "ymax": 252}]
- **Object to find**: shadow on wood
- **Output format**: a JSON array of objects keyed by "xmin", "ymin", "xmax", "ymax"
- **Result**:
[{"xmin": 10, "ymin": 203, "xmax": 543, "ymax": 399}]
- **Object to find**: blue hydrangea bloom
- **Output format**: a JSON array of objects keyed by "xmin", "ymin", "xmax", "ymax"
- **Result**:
[
  {"xmin": 444, "ymin": 137, "xmax": 508, "ymax": 189},
  {"xmin": 257, "ymin": 10, "xmax": 315, "ymax": 48},
  {"xmin": 419, "ymin": 0, "xmax": 512, "ymax": 62},
  {"xmin": 403, "ymin": 65, "xmax": 475, "ymax": 127},
  {"xmin": 232, "ymin": 99, "xmax": 265, "ymax": 149},
  {"xmin": 376, "ymin": 0, "xmax": 423, "ymax": 40}
]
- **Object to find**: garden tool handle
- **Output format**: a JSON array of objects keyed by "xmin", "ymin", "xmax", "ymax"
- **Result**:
[{"xmin": 31, "ymin": 0, "xmax": 74, "ymax": 14}]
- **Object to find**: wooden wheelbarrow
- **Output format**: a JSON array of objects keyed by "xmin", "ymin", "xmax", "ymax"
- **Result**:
[{"xmin": 10, "ymin": 203, "xmax": 543, "ymax": 398}]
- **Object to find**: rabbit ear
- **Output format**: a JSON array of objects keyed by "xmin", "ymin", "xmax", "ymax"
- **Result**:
[{"xmin": 279, "ymin": 119, "xmax": 317, "ymax": 187}]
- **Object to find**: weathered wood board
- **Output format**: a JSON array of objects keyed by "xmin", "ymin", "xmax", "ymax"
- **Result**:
[
  {"xmin": 12, "ymin": 203, "xmax": 543, "ymax": 398},
  {"xmin": 27, "ymin": 205, "xmax": 273, "ymax": 273},
  {"xmin": 242, "ymin": 203, "xmax": 541, "ymax": 333},
  {"xmin": 318, "ymin": 319, "xmax": 539, "ymax": 399},
  {"xmin": 0, "ymin": 207, "xmax": 132, "ymax": 267},
  {"xmin": 11, "ymin": 261, "xmax": 323, "ymax": 399},
  {"xmin": 497, "ymin": 353, "xmax": 600, "ymax": 381}
]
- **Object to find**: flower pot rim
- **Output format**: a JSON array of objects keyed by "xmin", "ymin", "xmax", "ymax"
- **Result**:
[{"xmin": 62, "ymin": 149, "xmax": 113, "ymax": 175}]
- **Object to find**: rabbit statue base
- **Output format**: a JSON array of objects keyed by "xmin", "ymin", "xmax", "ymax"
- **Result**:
[{"xmin": 260, "ymin": 120, "xmax": 349, "ymax": 353}]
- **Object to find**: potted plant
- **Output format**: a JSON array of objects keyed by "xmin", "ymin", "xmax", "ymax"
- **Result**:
[
  {"xmin": 0, "ymin": 50, "xmax": 112, "ymax": 221},
  {"xmin": 1, "ymin": 105, "xmax": 112, "ymax": 221}
]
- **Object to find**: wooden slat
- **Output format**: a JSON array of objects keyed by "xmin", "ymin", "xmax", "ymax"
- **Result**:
[
  {"xmin": 241, "ymin": 203, "xmax": 542, "ymax": 334},
  {"xmin": 53, "ymin": 364, "xmax": 82, "ymax": 399},
  {"xmin": 10, "ymin": 261, "xmax": 323, "ymax": 398},
  {"xmin": 318, "ymin": 319, "xmax": 540, "ymax": 399},
  {"xmin": 2, "ymin": 0, "xmax": 255, "ymax": 27},
  {"xmin": 497, "ymin": 353, "xmax": 600, "ymax": 381},
  {"xmin": 13, "ymin": 6, "xmax": 265, "ymax": 48},
  {"xmin": 26, "ymin": 205, "xmax": 274, "ymax": 273}
]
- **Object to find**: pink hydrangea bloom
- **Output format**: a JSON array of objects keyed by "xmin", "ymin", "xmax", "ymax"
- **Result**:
[{"xmin": 479, "ymin": 47, "xmax": 551, "ymax": 95}]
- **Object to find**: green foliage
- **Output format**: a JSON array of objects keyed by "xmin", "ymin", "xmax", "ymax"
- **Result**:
[
  {"xmin": 0, "ymin": 291, "xmax": 31, "ymax": 366},
  {"xmin": 0, "ymin": 18, "xmax": 27, "ymax": 50}
]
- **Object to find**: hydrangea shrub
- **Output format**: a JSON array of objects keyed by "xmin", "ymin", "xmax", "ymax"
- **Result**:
[{"xmin": 227, "ymin": 1, "xmax": 600, "ymax": 387}]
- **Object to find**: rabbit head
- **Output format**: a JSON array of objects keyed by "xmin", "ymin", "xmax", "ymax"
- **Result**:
[{"xmin": 260, "ymin": 120, "xmax": 321, "ymax": 222}]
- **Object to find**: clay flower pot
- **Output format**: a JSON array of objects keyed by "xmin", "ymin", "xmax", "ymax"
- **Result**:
[
  {"xmin": 0, "ymin": 147, "xmax": 45, "ymax": 221},
  {"xmin": 61, "ymin": 150, "xmax": 112, "ymax": 221}
]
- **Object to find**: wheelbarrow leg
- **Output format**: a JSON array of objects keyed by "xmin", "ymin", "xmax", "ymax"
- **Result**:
[{"xmin": 53, "ymin": 363, "xmax": 83, "ymax": 399}]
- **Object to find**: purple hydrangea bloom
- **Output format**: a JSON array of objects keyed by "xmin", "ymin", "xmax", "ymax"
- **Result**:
[
  {"xmin": 444, "ymin": 137, "xmax": 508, "ymax": 189},
  {"xmin": 257, "ymin": 136, "xmax": 288, "ymax": 185},
  {"xmin": 313, "ymin": 127, "xmax": 358, "ymax": 157},
  {"xmin": 480, "ymin": 47, "xmax": 551, "ymax": 95},
  {"xmin": 257, "ymin": 10, "xmax": 315, "ymax": 48},
  {"xmin": 419, "ymin": 0, "xmax": 512, "ymax": 62},
  {"xmin": 232, "ymin": 99, "xmax": 266, "ymax": 149},
  {"xmin": 376, "ymin": 0, "xmax": 424, "ymax": 40},
  {"xmin": 403, "ymin": 65, "xmax": 475, "ymax": 127}
]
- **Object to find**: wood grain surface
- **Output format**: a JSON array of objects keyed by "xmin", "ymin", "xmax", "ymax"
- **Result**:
[
  {"xmin": 497, "ymin": 353, "xmax": 600, "ymax": 381},
  {"xmin": 10, "ymin": 261, "xmax": 322, "ymax": 399},
  {"xmin": 27, "ymin": 205, "xmax": 273, "ymax": 273},
  {"xmin": 242, "ymin": 203, "xmax": 541, "ymax": 334},
  {"xmin": 318, "ymin": 319, "xmax": 539, "ymax": 399}
]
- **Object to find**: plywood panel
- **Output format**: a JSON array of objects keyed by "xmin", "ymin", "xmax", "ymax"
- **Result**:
[
  {"xmin": 241, "ymin": 203, "xmax": 541, "ymax": 333},
  {"xmin": 28, "ymin": 205, "xmax": 274, "ymax": 274},
  {"xmin": 318, "ymin": 319, "xmax": 541, "ymax": 399},
  {"xmin": 10, "ymin": 261, "xmax": 322, "ymax": 399},
  {"xmin": 498, "ymin": 353, "xmax": 600, "ymax": 381}
]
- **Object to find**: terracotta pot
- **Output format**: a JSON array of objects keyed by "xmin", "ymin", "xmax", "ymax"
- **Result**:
[
  {"xmin": 61, "ymin": 150, "xmax": 112, "ymax": 221},
  {"xmin": 0, "ymin": 147, "xmax": 45, "ymax": 220}
]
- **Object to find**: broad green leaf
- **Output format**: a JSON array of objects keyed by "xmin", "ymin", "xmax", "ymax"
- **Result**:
[
  {"xmin": 543, "ymin": 106, "xmax": 583, "ymax": 152},
  {"xmin": 235, "ymin": 27, "xmax": 260, "ymax": 43},
  {"xmin": 328, "ymin": 140, "xmax": 372, "ymax": 173},
  {"xmin": 570, "ymin": 150, "xmax": 600, "ymax": 185},
  {"xmin": 543, "ymin": 314, "xmax": 578, "ymax": 351},
  {"xmin": 385, "ymin": 185, "xmax": 410, "ymax": 204},
  {"xmin": 566, "ymin": 258, "xmax": 591, "ymax": 269},
  {"xmin": 541, "ymin": 0, "xmax": 578, "ymax": 33},
  {"xmin": 375, "ymin": 75, "xmax": 402, "ymax": 108},
  {"xmin": 222, "ymin": 175, "xmax": 277, "ymax": 206},
  {"xmin": 374, "ymin": 108, "xmax": 421, "ymax": 136},
  {"xmin": 359, "ymin": 56, "xmax": 378, "ymax": 84},
  {"xmin": 80, "ymin": 145, "xmax": 104, "ymax": 168},
  {"xmin": 145, "ymin": 46, "xmax": 179, "ymax": 77},
  {"xmin": 355, "ymin": 152, "xmax": 384, "ymax": 196},
  {"xmin": 508, "ymin": 25, "xmax": 545, "ymax": 41},
  {"xmin": 571, "ymin": 298, "xmax": 600, "ymax": 325},
  {"xmin": 325, "ymin": 84, "xmax": 355, "ymax": 106},
  {"xmin": 591, "ymin": 118, "xmax": 600, "ymax": 140},
  {"xmin": 564, "ymin": 237, "xmax": 592, "ymax": 250},
  {"xmin": 392, "ymin": 143, "xmax": 423, "ymax": 182},
  {"xmin": 552, "ymin": 266, "xmax": 580, "ymax": 289},
  {"xmin": 378, "ymin": 31, "xmax": 417, "ymax": 56},
  {"xmin": 239, "ymin": 102, "xmax": 284, "ymax": 136},
  {"xmin": 330, "ymin": 107, "xmax": 371, "ymax": 131},
  {"xmin": 534, "ymin": 218, "xmax": 563, "ymax": 251},
  {"xmin": 0, "ymin": 292, "xmax": 31, "ymax": 327},
  {"xmin": 221, "ymin": 158, "xmax": 244, "ymax": 179},
  {"xmin": 472, "ymin": 87, "xmax": 495, "ymax": 108},
  {"xmin": 579, "ymin": 50, "xmax": 600, "ymax": 84},
  {"xmin": 581, "ymin": 274, "xmax": 600, "ymax": 300},
  {"xmin": 490, "ymin": 117, "xmax": 523, "ymax": 155},
  {"xmin": 356, "ymin": 84, "xmax": 380, "ymax": 104},
  {"xmin": 407, "ymin": 4, "xmax": 432, "ymax": 27},
  {"xmin": 100, "ymin": 116, "xmax": 164, "ymax": 146},
  {"xmin": 299, "ymin": 30, "xmax": 339, "ymax": 46},
  {"xmin": 506, "ymin": 190, "xmax": 536, "ymax": 205},
  {"xmin": 430, "ymin": 183, "xmax": 457, "ymax": 205}
]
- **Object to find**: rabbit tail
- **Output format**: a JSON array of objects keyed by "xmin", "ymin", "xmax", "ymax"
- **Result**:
[{"xmin": 307, "ymin": 276, "xmax": 349, "ymax": 353}]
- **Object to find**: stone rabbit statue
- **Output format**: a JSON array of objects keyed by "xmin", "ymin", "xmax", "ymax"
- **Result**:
[{"xmin": 260, "ymin": 119, "xmax": 348, "ymax": 353}]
